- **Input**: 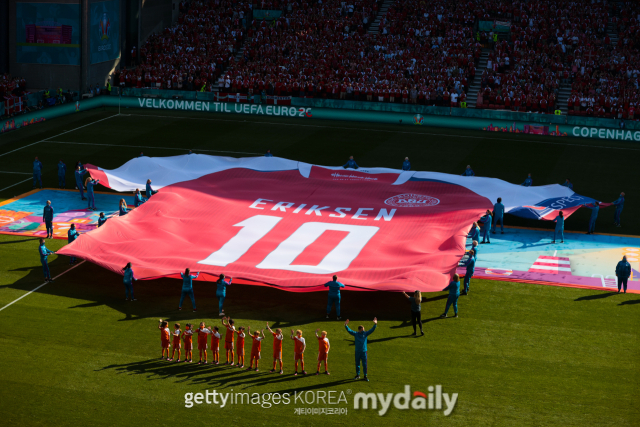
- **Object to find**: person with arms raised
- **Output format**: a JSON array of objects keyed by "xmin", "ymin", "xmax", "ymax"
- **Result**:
[
  {"xmin": 612, "ymin": 192, "xmax": 625, "ymax": 227},
  {"xmin": 179, "ymin": 268, "xmax": 199, "ymax": 312},
  {"xmin": 324, "ymin": 275, "xmax": 345, "ymax": 320},
  {"xmin": 344, "ymin": 317, "xmax": 377, "ymax": 381}
]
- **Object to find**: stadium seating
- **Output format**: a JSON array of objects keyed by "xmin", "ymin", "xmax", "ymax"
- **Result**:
[{"xmin": 114, "ymin": 0, "xmax": 639, "ymax": 117}]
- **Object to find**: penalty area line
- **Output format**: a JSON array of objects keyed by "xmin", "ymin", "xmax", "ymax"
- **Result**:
[
  {"xmin": 0, "ymin": 260, "xmax": 86, "ymax": 313},
  {"xmin": 123, "ymin": 113, "xmax": 640, "ymax": 151},
  {"xmin": 0, "ymin": 114, "xmax": 119, "ymax": 158},
  {"xmin": 0, "ymin": 178, "xmax": 33, "ymax": 193}
]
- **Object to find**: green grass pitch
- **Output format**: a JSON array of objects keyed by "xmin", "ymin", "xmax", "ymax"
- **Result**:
[{"xmin": 0, "ymin": 108, "xmax": 638, "ymax": 426}]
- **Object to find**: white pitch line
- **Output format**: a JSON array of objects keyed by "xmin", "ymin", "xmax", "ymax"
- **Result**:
[
  {"xmin": 0, "ymin": 171, "xmax": 31, "ymax": 175},
  {"xmin": 0, "ymin": 260, "xmax": 86, "ymax": 313},
  {"xmin": 123, "ymin": 113, "xmax": 640, "ymax": 151},
  {"xmin": 46, "ymin": 141, "xmax": 262, "ymax": 155},
  {"xmin": 0, "ymin": 114, "xmax": 119, "ymax": 158},
  {"xmin": 0, "ymin": 178, "xmax": 32, "ymax": 192}
]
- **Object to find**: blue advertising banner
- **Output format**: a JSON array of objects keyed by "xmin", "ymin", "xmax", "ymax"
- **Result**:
[
  {"xmin": 90, "ymin": 0, "xmax": 120, "ymax": 64},
  {"xmin": 16, "ymin": 3, "xmax": 81, "ymax": 65}
]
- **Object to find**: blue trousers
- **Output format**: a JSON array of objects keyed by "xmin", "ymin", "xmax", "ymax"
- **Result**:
[
  {"xmin": 614, "ymin": 209, "xmax": 622, "ymax": 224},
  {"xmin": 69, "ymin": 255, "xmax": 76, "ymax": 264},
  {"xmin": 464, "ymin": 272, "xmax": 472, "ymax": 292},
  {"xmin": 33, "ymin": 173, "xmax": 42, "ymax": 188},
  {"xmin": 180, "ymin": 290, "xmax": 196, "ymax": 309},
  {"xmin": 492, "ymin": 216, "xmax": 504, "ymax": 233},
  {"xmin": 41, "ymin": 259, "xmax": 50, "ymax": 279},
  {"xmin": 617, "ymin": 277, "xmax": 628, "ymax": 292},
  {"xmin": 87, "ymin": 192, "xmax": 95, "ymax": 209},
  {"xmin": 45, "ymin": 220, "xmax": 53, "ymax": 235},
  {"xmin": 77, "ymin": 181, "xmax": 84, "ymax": 198},
  {"xmin": 554, "ymin": 229, "xmax": 564, "ymax": 242},
  {"xmin": 481, "ymin": 227, "xmax": 491, "ymax": 242},
  {"xmin": 588, "ymin": 218, "xmax": 596, "ymax": 233},
  {"xmin": 124, "ymin": 282, "xmax": 134, "ymax": 299},
  {"xmin": 444, "ymin": 294, "xmax": 459, "ymax": 315},
  {"xmin": 217, "ymin": 293, "xmax": 226, "ymax": 312},
  {"xmin": 355, "ymin": 351, "xmax": 367, "ymax": 376},
  {"xmin": 58, "ymin": 175, "xmax": 65, "ymax": 187},
  {"xmin": 327, "ymin": 295, "xmax": 341, "ymax": 316}
]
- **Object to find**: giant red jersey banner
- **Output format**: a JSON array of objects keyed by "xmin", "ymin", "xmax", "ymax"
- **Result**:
[{"xmin": 58, "ymin": 156, "xmax": 601, "ymax": 292}]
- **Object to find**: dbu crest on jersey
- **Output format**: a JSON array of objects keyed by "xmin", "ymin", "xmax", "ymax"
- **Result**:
[{"xmin": 384, "ymin": 194, "xmax": 440, "ymax": 207}]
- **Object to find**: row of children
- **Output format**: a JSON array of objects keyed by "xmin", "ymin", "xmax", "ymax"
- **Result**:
[{"xmin": 158, "ymin": 316, "xmax": 330, "ymax": 376}]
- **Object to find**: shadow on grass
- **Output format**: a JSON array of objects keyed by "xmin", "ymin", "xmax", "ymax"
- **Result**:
[
  {"xmin": 4, "ymin": 253, "xmax": 451, "ymax": 327},
  {"xmin": 619, "ymin": 299, "xmax": 640, "ymax": 305},
  {"xmin": 96, "ymin": 358, "xmax": 354, "ymax": 390},
  {"xmin": 0, "ymin": 237, "xmax": 41, "ymax": 245},
  {"xmin": 574, "ymin": 292, "xmax": 618, "ymax": 301}
]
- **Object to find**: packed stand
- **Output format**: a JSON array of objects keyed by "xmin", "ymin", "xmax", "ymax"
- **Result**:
[
  {"xmin": 478, "ymin": 0, "xmax": 639, "ymax": 118},
  {"xmin": 221, "ymin": 0, "xmax": 481, "ymax": 107},
  {"xmin": 116, "ymin": 0, "xmax": 251, "ymax": 91},
  {"xmin": 2, "ymin": 74, "xmax": 29, "ymax": 117}
]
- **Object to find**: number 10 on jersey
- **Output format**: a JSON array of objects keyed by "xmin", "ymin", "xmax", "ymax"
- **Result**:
[{"xmin": 198, "ymin": 215, "xmax": 379, "ymax": 274}]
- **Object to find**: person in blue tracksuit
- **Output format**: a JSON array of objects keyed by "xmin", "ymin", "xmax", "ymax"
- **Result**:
[
  {"xmin": 492, "ymin": 198, "xmax": 505, "ymax": 234},
  {"xmin": 343, "ymin": 156, "xmax": 359, "ymax": 169},
  {"xmin": 468, "ymin": 222, "xmax": 480, "ymax": 241},
  {"xmin": 324, "ymin": 275, "xmax": 346, "ymax": 319},
  {"xmin": 344, "ymin": 317, "xmax": 377, "ymax": 381},
  {"xmin": 179, "ymin": 268, "xmax": 199, "ymax": 311},
  {"xmin": 75, "ymin": 165, "xmax": 87, "ymax": 200},
  {"xmin": 43, "ymin": 200, "xmax": 54, "ymax": 239},
  {"xmin": 402, "ymin": 157, "xmax": 411, "ymax": 171},
  {"xmin": 481, "ymin": 210, "xmax": 492, "ymax": 243},
  {"xmin": 552, "ymin": 211, "xmax": 564, "ymax": 243},
  {"xmin": 265, "ymin": 149, "xmax": 273, "ymax": 157},
  {"xmin": 470, "ymin": 240, "xmax": 479, "ymax": 259},
  {"xmin": 460, "ymin": 250, "xmax": 475, "ymax": 294},
  {"xmin": 139, "ymin": 152, "xmax": 144, "ymax": 157},
  {"xmin": 57, "ymin": 160, "xmax": 66, "ymax": 188},
  {"xmin": 216, "ymin": 273, "xmax": 232, "ymax": 316},
  {"xmin": 32, "ymin": 157, "xmax": 43, "ymax": 189},
  {"xmin": 440, "ymin": 273, "xmax": 461, "ymax": 318},
  {"xmin": 38, "ymin": 238, "xmax": 55, "ymax": 281},
  {"xmin": 562, "ymin": 178, "xmax": 573, "ymax": 190},
  {"xmin": 145, "ymin": 179, "xmax": 158, "ymax": 198},
  {"xmin": 123, "ymin": 262, "xmax": 137, "ymax": 301},
  {"xmin": 188, "ymin": 150, "xmax": 194, "ymax": 155},
  {"xmin": 462, "ymin": 165, "xmax": 474, "ymax": 176},
  {"xmin": 86, "ymin": 177, "xmax": 100, "ymax": 210},
  {"xmin": 583, "ymin": 201, "xmax": 600, "ymax": 234},
  {"xmin": 615, "ymin": 256, "xmax": 631, "ymax": 293},
  {"xmin": 119, "ymin": 199, "xmax": 129, "ymax": 216},
  {"xmin": 612, "ymin": 192, "xmax": 625, "ymax": 227},
  {"xmin": 67, "ymin": 223, "xmax": 79, "ymax": 264},
  {"xmin": 98, "ymin": 212, "xmax": 108, "ymax": 227},
  {"xmin": 133, "ymin": 189, "xmax": 146, "ymax": 207},
  {"xmin": 521, "ymin": 173, "xmax": 532, "ymax": 187}
]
